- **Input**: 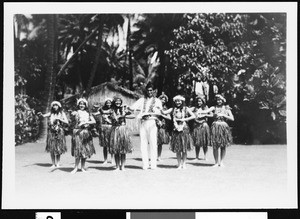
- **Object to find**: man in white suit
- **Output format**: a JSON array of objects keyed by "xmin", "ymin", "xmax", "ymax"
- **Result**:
[{"xmin": 129, "ymin": 83, "xmax": 162, "ymax": 170}]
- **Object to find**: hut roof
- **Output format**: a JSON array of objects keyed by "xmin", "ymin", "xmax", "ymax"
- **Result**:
[
  {"xmin": 61, "ymin": 82, "xmax": 142, "ymax": 109},
  {"xmin": 90, "ymin": 82, "xmax": 142, "ymax": 99}
]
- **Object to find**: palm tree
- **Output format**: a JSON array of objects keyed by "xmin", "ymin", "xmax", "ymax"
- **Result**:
[
  {"xmin": 131, "ymin": 14, "xmax": 184, "ymax": 94},
  {"xmin": 39, "ymin": 14, "xmax": 58, "ymax": 140},
  {"xmin": 85, "ymin": 14, "xmax": 125, "ymax": 95}
]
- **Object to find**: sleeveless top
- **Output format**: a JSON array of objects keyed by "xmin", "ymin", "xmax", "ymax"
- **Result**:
[
  {"xmin": 172, "ymin": 106, "xmax": 189, "ymax": 131},
  {"xmin": 193, "ymin": 106, "xmax": 209, "ymax": 123},
  {"xmin": 214, "ymin": 105, "xmax": 231, "ymax": 121},
  {"xmin": 99, "ymin": 108, "xmax": 113, "ymax": 125}
]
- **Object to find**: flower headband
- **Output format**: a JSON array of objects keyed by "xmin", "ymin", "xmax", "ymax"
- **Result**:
[
  {"xmin": 215, "ymin": 94, "xmax": 226, "ymax": 103},
  {"xmin": 77, "ymin": 98, "xmax": 88, "ymax": 106},
  {"xmin": 158, "ymin": 93, "xmax": 169, "ymax": 102},
  {"xmin": 173, "ymin": 95, "xmax": 185, "ymax": 102},
  {"xmin": 51, "ymin": 101, "xmax": 62, "ymax": 108}
]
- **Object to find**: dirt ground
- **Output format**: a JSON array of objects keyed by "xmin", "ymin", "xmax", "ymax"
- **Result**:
[{"xmin": 14, "ymin": 135, "xmax": 288, "ymax": 209}]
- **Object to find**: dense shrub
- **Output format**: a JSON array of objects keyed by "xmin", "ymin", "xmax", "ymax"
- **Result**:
[{"xmin": 15, "ymin": 94, "xmax": 41, "ymax": 145}]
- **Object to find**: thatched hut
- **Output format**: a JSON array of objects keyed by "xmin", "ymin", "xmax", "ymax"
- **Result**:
[{"xmin": 61, "ymin": 82, "xmax": 142, "ymax": 134}]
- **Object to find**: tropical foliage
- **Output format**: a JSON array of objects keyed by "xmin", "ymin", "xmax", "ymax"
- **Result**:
[
  {"xmin": 14, "ymin": 13, "xmax": 286, "ymax": 145},
  {"xmin": 165, "ymin": 13, "xmax": 286, "ymax": 143},
  {"xmin": 15, "ymin": 94, "xmax": 41, "ymax": 145}
]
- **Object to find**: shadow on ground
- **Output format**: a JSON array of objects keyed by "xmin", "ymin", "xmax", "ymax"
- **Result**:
[
  {"xmin": 24, "ymin": 163, "xmax": 52, "ymax": 167},
  {"xmin": 188, "ymin": 162, "xmax": 215, "ymax": 167}
]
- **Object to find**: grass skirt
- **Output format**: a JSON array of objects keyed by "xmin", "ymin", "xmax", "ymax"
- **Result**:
[
  {"xmin": 99, "ymin": 124, "xmax": 112, "ymax": 148},
  {"xmin": 170, "ymin": 126, "xmax": 194, "ymax": 153},
  {"xmin": 158, "ymin": 127, "xmax": 170, "ymax": 145},
  {"xmin": 192, "ymin": 122, "xmax": 210, "ymax": 148},
  {"xmin": 46, "ymin": 127, "xmax": 67, "ymax": 155},
  {"xmin": 211, "ymin": 121, "xmax": 232, "ymax": 148},
  {"xmin": 109, "ymin": 125, "xmax": 133, "ymax": 154},
  {"xmin": 71, "ymin": 128, "xmax": 96, "ymax": 158}
]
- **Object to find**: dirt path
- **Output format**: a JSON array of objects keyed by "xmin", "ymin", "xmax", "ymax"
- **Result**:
[{"xmin": 14, "ymin": 135, "xmax": 287, "ymax": 209}]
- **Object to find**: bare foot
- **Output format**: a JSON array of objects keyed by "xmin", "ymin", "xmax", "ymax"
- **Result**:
[
  {"xmin": 56, "ymin": 163, "xmax": 61, "ymax": 168},
  {"xmin": 121, "ymin": 167, "xmax": 126, "ymax": 171},
  {"xmin": 157, "ymin": 157, "xmax": 161, "ymax": 161},
  {"xmin": 71, "ymin": 168, "xmax": 78, "ymax": 174},
  {"xmin": 212, "ymin": 164, "xmax": 218, "ymax": 167},
  {"xmin": 219, "ymin": 163, "xmax": 225, "ymax": 167},
  {"xmin": 103, "ymin": 160, "xmax": 108, "ymax": 165},
  {"xmin": 176, "ymin": 165, "xmax": 182, "ymax": 169},
  {"xmin": 50, "ymin": 165, "xmax": 56, "ymax": 169},
  {"xmin": 81, "ymin": 168, "xmax": 87, "ymax": 172},
  {"xmin": 182, "ymin": 164, "xmax": 187, "ymax": 169}
]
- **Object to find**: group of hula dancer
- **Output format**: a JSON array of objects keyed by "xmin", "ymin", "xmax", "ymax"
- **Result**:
[{"xmin": 38, "ymin": 82, "xmax": 234, "ymax": 173}]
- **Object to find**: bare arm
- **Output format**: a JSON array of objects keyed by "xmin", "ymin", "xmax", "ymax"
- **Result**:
[
  {"xmin": 92, "ymin": 111, "xmax": 100, "ymax": 116},
  {"xmin": 89, "ymin": 114, "xmax": 96, "ymax": 124},
  {"xmin": 177, "ymin": 107, "xmax": 196, "ymax": 122},
  {"xmin": 161, "ymin": 108, "xmax": 173, "ymax": 115},
  {"xmin": 224, "ymin": 109, "xmax": 234, "ymax": 121},
  {"xmin": 37, "ymin": 112, "xmax": 51, "ymax": 118},
  {"xmin": 60, "ymin": 112, "xmax": 69, "ymax": 124}
]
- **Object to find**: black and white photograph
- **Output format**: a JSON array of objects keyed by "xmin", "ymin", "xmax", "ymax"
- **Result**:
[{"xmin": 2, "ymin": 2, "xmax": 297, "ymax": 209}]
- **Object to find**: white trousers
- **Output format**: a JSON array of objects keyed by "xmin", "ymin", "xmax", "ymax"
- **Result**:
[{"xmin": 140, "ymin": 119, "xmax": 158, "ymax": 169}]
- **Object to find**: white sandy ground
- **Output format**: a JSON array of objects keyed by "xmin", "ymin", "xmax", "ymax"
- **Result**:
[{"xmin": 13, "ymin": 135, "xmax": 287, "ymax": 209}]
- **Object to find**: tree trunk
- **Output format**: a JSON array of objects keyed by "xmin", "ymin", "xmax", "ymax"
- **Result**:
[
  {"xmin": 85, "ymin": 18, "xmax": 104, "ymax": 96},
  {"xmin": 157, "ymin": 46, "xmax": 165, "ymax": 95},
  {"xmin": 57, "ymin": 26, "xmax": 99, "ymax": 77},
  {"xmin": 39, "ymin": 14, "xmax": 58, "ymax": 141},
  {"xmin": 127, "ymin": 14, "xmax": 133, "ymax": 90}
]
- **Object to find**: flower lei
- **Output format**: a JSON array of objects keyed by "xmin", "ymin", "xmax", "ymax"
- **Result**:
[{"xmin": 172, "ymin": 106, "xmax": 186, "ymax": 132}]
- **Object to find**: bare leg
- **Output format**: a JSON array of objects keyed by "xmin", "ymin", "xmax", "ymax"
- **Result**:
[
  {"xmin": 114, "ymin": 153, "xmax": 120, "ymax": 170},
  {"xmin": 56, "ymin": 155, "xmax": 61, "ymax": 167},
  {"xmin": 71, "ymin": 158, "xmax": 80, "ymax": 174},
  {"xmin": 203, "ymin": 146, "xmax": 208, "ymax": 160},
  {"xmin": 50, "ymin": 153, "xmax": 55, "ymax": 168},
  {"xmin": 220, "ymin": 147, "xmax": 226, "ymax": 167},
  {"xmin": 157, "ymin": 144, "xmax": 162, "ymax": 161},
  {"xmin": 195, "ymin": 147, "xmax": 200, "ymax": 159},
  {"xmin": 110, "ymin": 153, "xmax": 115, "ymax": 164},
  {"xmin": 182, "ymin": 152, "xmax": 187, "ymax": 169},
  {"xmin": 81, "ymin": 158, "xmax": 87, "ymax": 172},
  {"xmin": 121, "ymin": 154, "xmax": 126, "ymax": 171},
  {"xmin": 103, "ymin": 147, "xmax": 108, "ymax": 164},
  {"xmin": 212, "ymin": 148, "xmax": 219, "ymax": 167},
  {"xmin": 176, "ymin": 152, "xmax": 182, "ymax": 169}
]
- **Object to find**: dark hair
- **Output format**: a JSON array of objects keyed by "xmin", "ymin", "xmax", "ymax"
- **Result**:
[
  {"xmin": 77, "ymin": 101, "xmax": 88, "ymax": 110},
  {"xmin": 145, "ymin": 82, "xmax": 155, "ymax": 90},
  {"xmin": 51, "ymin": 105, "xmax": 62, "ymax": 114},
  {"xmin": 112, "ymin": 98, "xmax": 123, "ymax": 114}
]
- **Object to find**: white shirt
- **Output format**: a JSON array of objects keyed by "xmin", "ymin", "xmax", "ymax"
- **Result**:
[{"xmin": 130, "ymin": 97, "xmax": 162, "ymax": 119}]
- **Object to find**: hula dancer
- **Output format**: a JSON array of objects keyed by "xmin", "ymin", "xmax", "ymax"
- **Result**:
[
  {"xmin": 162, "ymin": 95, "xmax": 195, "ymax": 169},
  {"xmin": 191, "ymin": 95, "xmax": 212, "ymax": 160},
  {"xmin": 157, "ymin": 93, "xmax": 171, "ymax": 161},
  {"xmin": 109, "ymin": 97, "xmax": 133, "ymax": 171},
  {"xmin": 70, "ymin": 98, "xmax": 96, "ymax": 174},
  {"xmin": 93, "ymin": 98, "xmax": 114, "ymax": 164},
  {"xmin": 207, "ymin": 94, "xmax": 234, "ymax": 167},
  {"xmin": 38, "ymin": 101, "xmax": 69, "ymax": 168}
]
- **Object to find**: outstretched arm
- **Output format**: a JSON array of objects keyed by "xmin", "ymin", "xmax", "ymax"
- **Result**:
[
  {"xmin": 161, "ymin": 108, "xmax": 173, "ymax": 115},
  {"xmin": 175, "ymin": 108, "xmax": 196, "ymax": 122},
  {"xmin": 37, "ymin": 112, "xmax": 51, "ymax": 118},
  {"xmin": 60, "ymin": 112, "xmax": 69, "ymax": 124}
]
